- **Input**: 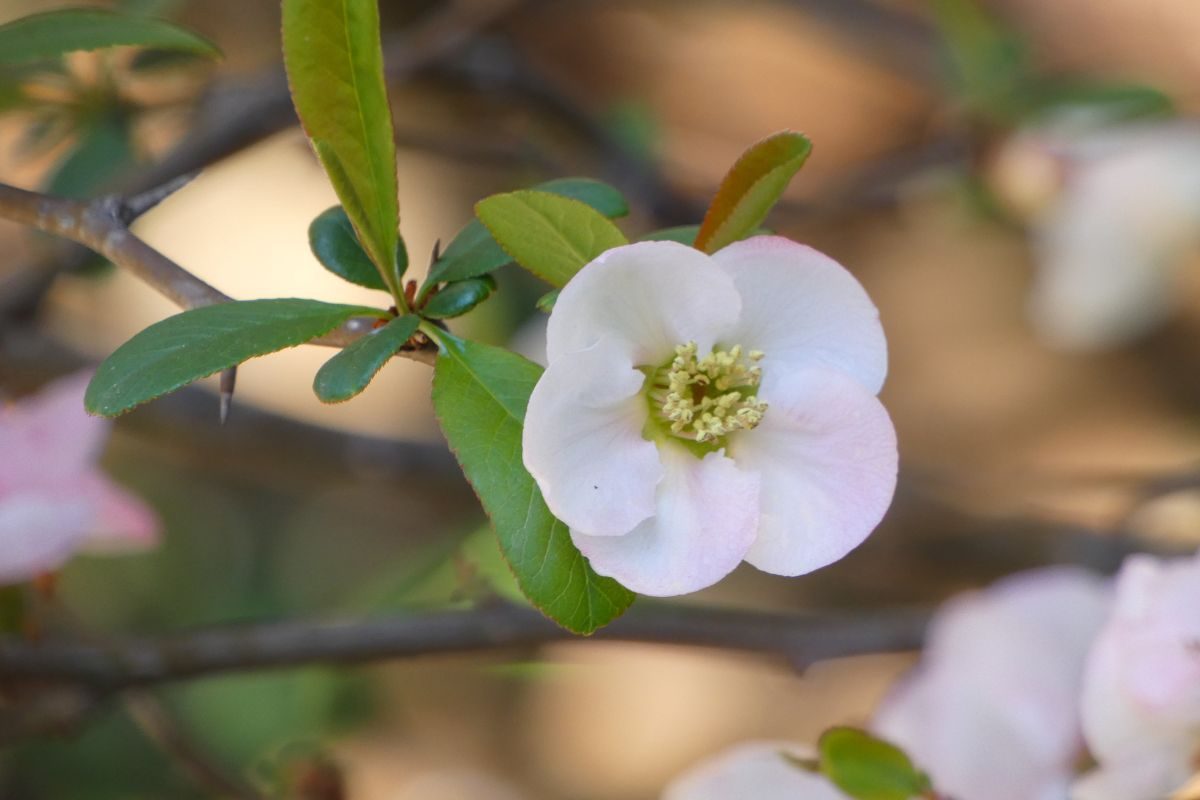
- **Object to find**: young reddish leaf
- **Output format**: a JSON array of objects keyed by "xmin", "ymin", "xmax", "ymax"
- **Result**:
[
  {"xmin": 283, "ymin": 0, "xmax": 399, "ymax": 292},
  {"xmin": 693, "ymin": 131, "xmax": 812, "ymax": 254}
]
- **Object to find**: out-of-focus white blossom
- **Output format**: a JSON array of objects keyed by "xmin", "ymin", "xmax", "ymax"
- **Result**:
[
  {"xmin": 522, "ymin": 238, "xmax": 897, "ymax": 596},
  {"xmin": 1073, "ymin": 550, "xmax": 1200, "ymax": 800},
  {"xmin": 875, "ymin": 567, "xmax": 1111, "ymax": 800},
  {"xmin": 0, "ymin": 372, "xmax": 159, "ymax": 584},
  {"xmin": 995, "ymin": 118, "xmax": 1200, "ymax": 350}
]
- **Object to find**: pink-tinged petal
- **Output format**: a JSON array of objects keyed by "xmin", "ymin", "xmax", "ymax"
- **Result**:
[
  {"xmin": 571, "ymin": 443, "xmax": 759, "ymax": 597},
  {"xmin": 874, "ymin": 568, "xmax": 1111, "ymax": 800},
  {"xmin": 545, "ymin": 241, "xmax": 741, "ymax": 367},
  {"xmin": 75, "ymin": 474, "xmax": 160, "ymax": 552},
  {"xmin": 0, "ymin": 371, "xmax": 109, "ymax": 489},
  {"xmin": 1072, "ymin": 748, "xmax": 1196, "ymax": 800},
  {"xmin": 0, "ymin": 495, "xmax": 91, "ymax": 584},
  {"xmin": 726, "ymin": 367, "xmax": 896, "ymax": 577},
  {"xmin": 1081, "ymin": 551, "xmax": 1200, "ymax": 764},
  {"xmin": 712, "ymin": 236, "xmax": 887, "ymax": 394},
  {"xmin": 663, "ymin": 742, "xmax": 846, "ymax": 800},
  {"xmin": 524, "ymin": 339, "xmax": 662, "ymax": 537}
]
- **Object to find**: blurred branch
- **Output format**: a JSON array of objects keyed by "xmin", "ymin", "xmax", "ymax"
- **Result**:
[
  {"xmin": 0, "ymin": 180, "xmax": 436, "ymax": 363},
  {"xmin": 0, "ymin": 604, "xmax": 929, "ymax": 692}
]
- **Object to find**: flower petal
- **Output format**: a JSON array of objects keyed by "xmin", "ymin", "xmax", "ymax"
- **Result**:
[
  {"xmin": 664, "ymin": 742, "xmax": 845, "ymax": 800},
  {"xmin": 0, "ymin": 371, "xmax": 109, "ymax": 489},
  {"xmin": 523, "ymin": 338, "xmax": 662, "ymax": 537},
  {"xmin": 0, "ymin": 494, "xmax": 91, "ymax": 584},
  {"xmin": 76, "ymin": 474, "xmax": 161, "ymax": 552},
  {"xmin": 1080, "ymin": 551, "xmax": 1200, "ymax": 764},
  {"xmin": 874, "ymin": 568, "xmax": 1111, "ymax": 800},
  {"xmin": 727, "ymin": 367, "xmax": 896, "ymax": 576},
  {"xmin": 571, "ymin": 443, "xmax": 759, "ymax": 596},
  {"xmin": 712, "ymin": 236, "xmax": 887, "ymax": 394},
  {"xmin": 545, "ymin": 241, "xmax": 741, "ymax": 367}
]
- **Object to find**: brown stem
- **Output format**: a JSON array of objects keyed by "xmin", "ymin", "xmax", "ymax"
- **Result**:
[{"xmin": 0, "ymin": 603, "xmax": 929, "ymax": 690}]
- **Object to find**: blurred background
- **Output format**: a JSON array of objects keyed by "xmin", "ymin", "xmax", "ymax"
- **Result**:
[{"xmin": 3, "ymin": 0, "xmax": 1200, "ymax": 797}]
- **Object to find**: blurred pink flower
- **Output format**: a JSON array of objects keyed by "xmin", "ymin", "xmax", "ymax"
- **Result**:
[
  {"xmin": 522, "ymin": 238, "xmax": 896, "ymax": 596},
  {"xmin": 1073, "ymin": 550, "xmax": 1200, "ymax": 800},
  {"xmin": 0, "ymin": 371, "xmax": 159, "ymax": 584},
  {"xmin": 662, "ymin": 741, "xmax": 845, "ymax": 800},
  {"xmin": 874, "ymin": 567, "xmax": 1111, "ymax": 800}
]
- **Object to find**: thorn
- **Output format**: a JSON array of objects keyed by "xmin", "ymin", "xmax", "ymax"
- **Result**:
[
  {"xmin": 218, "ymin": 367, "xmax": 237, "ymax": 424},
  {"xmin": 121, "ymin": 172, "xmax": 200, "ymax": 223},
  {"xmin": 430, "ymin": 239, "xmax": 442, "ymax": 266}
]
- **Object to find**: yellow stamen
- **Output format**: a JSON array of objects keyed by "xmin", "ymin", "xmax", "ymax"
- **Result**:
[{"xmin": 647, "ymin": 341, "xmax": 767, "ymax": 444}]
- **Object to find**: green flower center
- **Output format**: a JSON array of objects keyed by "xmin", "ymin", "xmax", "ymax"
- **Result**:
[{"xmin": 644, "ymin": 341, "xmax": 767, "ymax": 449}]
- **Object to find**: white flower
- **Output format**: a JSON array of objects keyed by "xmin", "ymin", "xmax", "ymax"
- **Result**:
[
  {"xmin": 1073, "ymin": 550, "xmax": 1200, "ymax": 800},
  {"xmin": 662, "ymin": 741, "xmax": 845, "ymax": 800},
  {"xmin": 1004, "ymin": 119, "xmax": 1200, "ymax": 350},
  {"xmin": 874, "ymin": 567, "xmax": 1112, "ymax": 800},
  {"xmin": 0, "ymin": 371, "xmax": 159, "ymax": 584},
  {"xmin": 522, "ymin": 237, "xmax": 897, "ymax": 596}
]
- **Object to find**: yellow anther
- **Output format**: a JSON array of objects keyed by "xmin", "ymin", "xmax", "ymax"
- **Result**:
[{"xmin": 647, "ymin": 341, "xmax": 767, "ymax": 444}]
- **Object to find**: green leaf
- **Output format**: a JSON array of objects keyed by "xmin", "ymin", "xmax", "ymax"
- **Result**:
[
  {"xmin": 427, "ymin": 178, "xmax": 628, "ymax": 287},
  {"xmin": 308, "ymin": 206, "xmax": 406, "ymax": 291},
  {"xmin": 817, "ymin": 727, "xmax": 933, "ymax": 800},
  {"xmin": 931, "ymin": 0, "xmax": 1028, "ymax": 121},
  {"xmin": 535, "ymin": 177, "xmax": 630, "ymax": 218},
  {"xmin": 1023, "ymin": 80, "xmax": 1175, "ymax": 124},
  {"xmin": 312, "ymin": 314, "xmax": 419, "ymax": 403},
  {"xmin": 46, "ymin": 112, "xmax": 135, "ymax": 199},
  {"xmin": 0, "ymin": 9, "xmax": 219, "ymax": 65},
  {"xmin": 283, "ymin": 0, "xmax": 399, "ymax": 290},
  {"xmin": 535, "ymin": 288, "xmax": 559, "ymax": 313},
  {"xmin": 421, "ymin": 277, "xmax": 495, "ymax": 319},
  {"xmin": 430, "ymin": 333, "xmax": 635, "ymax": 633},
  {"xmin": 694, "ymin": 131, "xmax": 811, "ymax": 254},
  {"xmin": 475, "ymin": 190, "xmax": 628, "ymax": 288},
  {"xmin": 86, "ymin": 299, "xmax": 383, "ymax": 416}
]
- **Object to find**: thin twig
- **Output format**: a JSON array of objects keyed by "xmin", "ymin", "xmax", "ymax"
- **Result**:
[
  {"xmin": 0, "ymin": 181, "xmax": 437, "ymax": 364},
  {"xmin": 125, "ymin": 691, "xmax": 264, "ymax": 800},
  {"xmin": 0, "ymin": 603, "xmax": 930, "ymax": 690}
]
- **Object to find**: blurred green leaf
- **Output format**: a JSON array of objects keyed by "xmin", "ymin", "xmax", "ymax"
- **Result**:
[
  {"xmin": 86, "ymin": 299, "xmax": 384, "ymax": 416},
  {"xmin": 817, "ymin": 727, "xmax": 933, "ymax": 800},
  {"xmin": 1024, "ymin": 80, "xmax": 1175, "ymax": 124},
  {"xmin": 0, "ymin": 9, "xmax": 219, "ymax": 64},
  {"xmin": 421, "ymin": 276, "xmax": 496, "ymax": 319},
  {"xmin": 129, "ymin": 47, "xmax": 207, "ymax": 72},
  {"xmin": 0, "ymin": 586, "xmax": 25, "ymax": 634},
  {"xmin": 283, "ymin": 0, "xmax": 400, "ymax": 293},
  {"xmin": 931, "ymin": 0, "xmax": 1028, "ymax": 121},
  {"xmin": 47, "ymin": 112, "xmax": 135, "ymax": 198},
  {"xmin": 427, "ymin": 178, "xmax": 628, "ymax": 287},
  {"xmin": 430, "ymin": 332, "xmax": 635, "ymax": 633},
  {"xmin": 171, "ymin": 670, "xmax": 370, "ymax": 770},
  {"xmin": 694, "ymin": 131, "xmax": 810, "ymax": 254},
  {"xmin": 312, "ymin": 314, "xmax": 418, "ymax": 403},
  {"xmin": 475, "ymin": 190, "xmax": 628, "ymax": 287},
  {"xmin": 308, "ymin": 205, "xmax": 406, "ymax": 291}
]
